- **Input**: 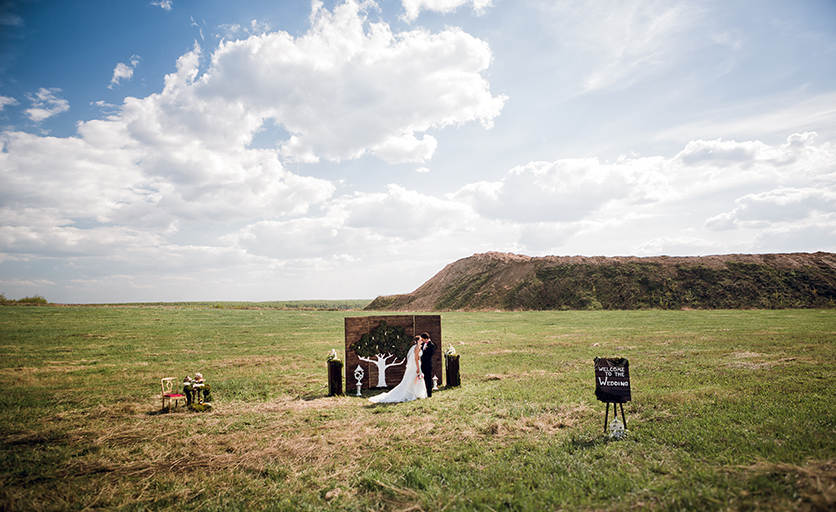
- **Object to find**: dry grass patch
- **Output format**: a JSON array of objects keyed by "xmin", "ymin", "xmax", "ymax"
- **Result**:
[
  {"xmin": 28, "ymin": 397, "xmax": 413, "ymax": 502},
  {"xmin": 214, "ymin": 355, "xmax": 285, "ymax": 368},
  {"xmin": 479, "ymin": 370, "xmax": 561, "ymax": 382},
  {"xmin": 727, "ymin": 351, "xmax": 799, "ymax": 370},
  {"xmin": 740, "ymin": 460, "xmax": 836, "ymax": 512},
  {"xmin": 514, "ymin": 403, "xmax": 597, "ymax": 435}
]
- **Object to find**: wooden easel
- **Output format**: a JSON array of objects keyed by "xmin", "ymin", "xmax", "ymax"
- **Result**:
[
  {"xmin": 603, "ymin": 401, "xmax": 627, "ymax": 432},
  {"xmin": 594, "ymin": 357, "xmax": 631, "ymax": 433}
]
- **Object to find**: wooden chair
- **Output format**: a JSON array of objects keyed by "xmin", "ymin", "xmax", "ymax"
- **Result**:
[{"xmin": 161, "ymin": 377, "xmax": 186, "ymax": 412}]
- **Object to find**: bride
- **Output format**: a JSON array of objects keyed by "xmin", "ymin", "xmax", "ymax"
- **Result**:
[{"xmin": 369, "ymin": 336, "xmax": 428, "ymax": 403}]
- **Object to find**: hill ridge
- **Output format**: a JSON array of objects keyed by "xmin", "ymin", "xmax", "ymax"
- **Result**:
[{"xmin": 366, "ymin": 251, "xmax": 836, "ymax": 311}]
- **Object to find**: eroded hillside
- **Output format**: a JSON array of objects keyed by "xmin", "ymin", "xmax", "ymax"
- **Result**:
[{"xmin": 366, "ymin": 251, "xmax": 836, "ymax": 311}]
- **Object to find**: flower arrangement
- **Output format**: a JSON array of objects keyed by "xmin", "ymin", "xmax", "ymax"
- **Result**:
[
  {"xmin": 327, "ymin": 349, "xmax": 342, "ymax": 363},
  {"xmin": 189, "ymin": 372, "xmax": 211, "ymax": 405},
  {"xmin": 444, "ymin": 345, "xmax": 458, "ymax": 358},
  {"xmin": 608, "ymin": 418, "xmax": 628, "ymax": 440}
]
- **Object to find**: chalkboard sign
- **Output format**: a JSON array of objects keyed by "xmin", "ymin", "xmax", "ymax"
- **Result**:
[{"xmin": 594, "ymin": 357, "xmax": 631, "ymax": 403}]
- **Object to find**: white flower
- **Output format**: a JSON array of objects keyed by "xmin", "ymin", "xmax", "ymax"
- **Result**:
[{"xmin": 608, "ymin": 418, "xmax": 628, "ymax": 440}]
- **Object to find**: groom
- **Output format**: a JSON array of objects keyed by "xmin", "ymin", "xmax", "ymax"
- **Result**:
[{"xmin": 419, "ymin": 332, "xmax": 435, "ymax": 397}]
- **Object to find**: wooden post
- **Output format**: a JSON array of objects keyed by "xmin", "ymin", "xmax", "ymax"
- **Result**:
[
  {"xmin": 328, "ymin": 360, "xmax": 343, "ymax": 396},
  {"xmin": 445, "ymin": 355, "xmax": 460, "ymax": 387}
]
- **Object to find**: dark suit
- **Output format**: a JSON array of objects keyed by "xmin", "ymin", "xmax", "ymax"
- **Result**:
[{"xmin": 420, "ymin": 340, "xmax": 435, "ymax": 397}]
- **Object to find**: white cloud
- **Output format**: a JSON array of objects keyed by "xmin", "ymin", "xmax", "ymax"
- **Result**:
[
  {"xmin": 110, "ymin": 63, "xmax": 134, "ymax": 87},
  {"xmin": 23, "ymin": 88, "xmax": 69, "ymax": 122},
  {"xmin": 0, "ymin": 95, "xmax": 17, "ymax": 110},
  {"xmin": 151, "ymin": 1, "xmax": 172, "ymax": 11},
  {"xmin": 0, "ymin": 131, "xmax": 146, "ymax": 223},
  {"xmin": 109, "ymin": 56, "xmax": 140, "ymax": 89},
  {"xmin": 706, "ymin": 188, "xmax": 836, "ymax": 231},
  {"xmin": 338, "ymin": 184, "xmax": 474, "ymax": 238},
  {"xmin": 448, "ymin": 132, "xmax": 836, "ymax": 254},
  {"xmin": 518, "ymin": 222, "xmax": 582, "ymax": 251},
  {"xmin": 581, "ymin": 1, "xmax": 700, "ymax": 91},
  {"xmin": 198, "ymin": 0, "xmax": 506, "ymax": 163},
  {"xmin": 4, "ymin": 129, "xmax": 833, "ymax": 300},
  {"xmin": 0, "ymin": 222, "xmax": 163, "ymax": 258},
  {"xmin": 659, "ymin": 92, "xmax": 836, "ymax": 146},
  {"xmin": 211, "ymin": 19, "xmax": 271, "ymax": 40},
  {"xmin": 2, "ymin": 55, "xmax": 337, "ymax": 240},
  {"xmin": 373, "ymin": 133, "xmax": 438, "ymax": 164},
  {"xmin": 535, "ymin": 0, "xmax": 730, "ymax": 93},
  {"xmin": 6, "ymin": 0, "xmax": 518, "ymax": 280},
  {"xmin": 632, "ymin": 236, "xmax": 724, "ymax": 256},
  {"xmin": 671, "ymin": 133, "xmax": 835, "ymax": 194},
  {"xmin": 249, "ymin": 19, "xmax": 271, "ymax": 34},
  {"xmin": 752, "ymin": 221, "xmax": 836, "ymax": 253},
  {"xmin": 226, "ymin": 183, "xmax": 478, "ymax": 260},
  {"xmin": 451, "ymin": 156, "xmax": 666, "ymax": 223},
  {"xmin": 0, "ymin": 13, "xmax": 23, "ymax": 26},
  {"xmin": 190, "ymin": 16, "xmax": 205, "ymax": 41},
  {"xmin": 400, "ymin": 0, "xmax": 493, "ymax": 22},
  {"xmin": 215, "ymin": 23, "xmax": 242, "ymax": 39},
  {"xmin": 215, "ymin": 182, "xmax": 512, "ymax": 298}
]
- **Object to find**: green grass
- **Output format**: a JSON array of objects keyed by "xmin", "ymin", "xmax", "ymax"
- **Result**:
[
  {"xmin": 1, "ymin": 307, "xmax": 835, "ymax": 511},
  {"xmin": 509, "ymin": 261, "xmax": 836, "ymax": 310}
]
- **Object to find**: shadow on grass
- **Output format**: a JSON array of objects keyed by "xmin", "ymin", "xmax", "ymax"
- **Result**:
[
  {"xmin": 145, "ymin": 404, "xmax": 212, "ymax": 416},
  {"xmin": 563, "ymin": 434, "xmax": 617, "ymax": 452},
  {"xmin": 145, "ymin": 408, "xmax": 186, "ymax": 416}
]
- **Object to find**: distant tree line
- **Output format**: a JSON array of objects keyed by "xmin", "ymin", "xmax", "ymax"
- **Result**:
[
  {"xmin": 0, "ymin": 296, "xmax": 372, "ymax": 309},
  {"xmin": 0, "ymin": 294, "xmax": 49, "ymax": 305}
]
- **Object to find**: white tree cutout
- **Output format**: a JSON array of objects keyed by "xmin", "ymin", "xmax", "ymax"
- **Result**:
[{"xmin": 352, "ymin": 321, "xmax": 411, "ymax": 388}]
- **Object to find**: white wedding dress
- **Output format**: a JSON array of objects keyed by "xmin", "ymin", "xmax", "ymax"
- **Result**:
[{"xmin": 368, "ymin": 343, "xmax": 428, "ymax": 403}]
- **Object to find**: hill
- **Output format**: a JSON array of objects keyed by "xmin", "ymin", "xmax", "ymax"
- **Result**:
[{"xmin": 365, "ymin": 251, "xmax": 836, "ymax": 311}]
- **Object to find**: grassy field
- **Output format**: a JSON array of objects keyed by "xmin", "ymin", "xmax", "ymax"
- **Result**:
[
  {"xmin": 1, "ymin": 306, "xmax": 834, "ymax": 511},
  {"xmin": 45, "ymin": 300, "xmax": 373, "ymax": 310}
]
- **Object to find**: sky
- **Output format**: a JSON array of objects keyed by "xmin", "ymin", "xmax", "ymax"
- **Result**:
[{"xmin": 1, "ymin": 0, "xmax": 835, "ymax": 303}]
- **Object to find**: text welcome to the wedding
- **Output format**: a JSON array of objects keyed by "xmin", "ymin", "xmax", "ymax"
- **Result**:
[{"xmin": 594, "ymin": 357, "xmax": 631, "ymax": 403}]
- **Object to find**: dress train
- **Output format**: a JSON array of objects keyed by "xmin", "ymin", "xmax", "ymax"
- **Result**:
[{"xmin": 368, "ymin": 343, "xmax": 427, "ymax": 403}]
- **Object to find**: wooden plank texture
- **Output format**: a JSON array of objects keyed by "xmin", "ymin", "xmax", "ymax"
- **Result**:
[{"xmin": 344, "ymin": 315, "xmax": 442, "ymax": 389}]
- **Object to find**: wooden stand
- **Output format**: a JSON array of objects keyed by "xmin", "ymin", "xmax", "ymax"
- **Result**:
[
  {"xmin": 603, "ymin": 402, "xmax": 627, "ymax": 432},
  {"xmin": 594, "ymin": 357, "xmax": 631, "ymax": 433},
  {"xmin": 327, "ymin": 360, "xmax": 343, "ymax": 396},
  {"xmin": 445, "ymin": 355, "xmax": 460, "ymax": 387}
]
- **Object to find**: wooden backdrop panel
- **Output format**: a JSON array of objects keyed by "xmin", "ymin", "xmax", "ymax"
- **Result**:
[
  {"xmin": 345, "ymin": 315, "xmax": 441, "ymax": 390},
  {"xmin": 415, "ymin": 315, "xmax": 443, "ymax": 386}
]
